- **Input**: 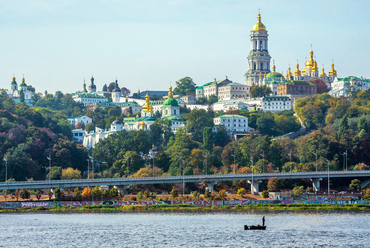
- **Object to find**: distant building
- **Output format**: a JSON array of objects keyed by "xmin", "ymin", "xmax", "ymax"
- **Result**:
[
  {"xmin": 213, "ymin": 114, "xmax": 249, "ymax": 139},
  {"xmin": 8, "ymin": 76, "xmax": 35, "ymax": 103},
  {"xmin": 277, "ymin": 80, "xmax": 317, "ymax": 98},
  {"xmin": 72, "ymin": 129, "xmax": 86, "ymax": 143},
  {"xmin": 83, "ymin": 120, "xmax": 124, "ymax": 149},
  {"xmin": 262, "ymin": 96, "xmax": 292, "ymax": 113},
  {"xmin": 196, "ymin": 77, "xmax": 248, "ymax": 100},
  {"xmin": 212, "ymin": 100, "xmax": 249, "ymax": 113},
  {"xmin": 329, "ymin": 76, "xmax": 370, "ymax": 97},
  {"xmin": 180, "ymin": 95, "xmax": 196, "ymax": 104},
  {"xmin": 68, "ymin": 115, "xmax": 93, "ymax": 127}
]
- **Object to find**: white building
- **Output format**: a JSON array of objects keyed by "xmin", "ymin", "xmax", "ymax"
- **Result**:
[
  {"xmin": 67, "ymin": 115, "xmax": 93, "ymax": 127},
  {"xmin": 72, "ymin": 129, "xmax": 86, "ymax": 143},
  {"xmin": 262, "ymin": 96, "xmax": 292, "ymax": 113},
  {"xmin": 212, "ymin": 100, "xmax": 249, "ymax": 113},
  {"xmin": 329, "ymin": 76, "xmax": 370, "ymax": 97},
  {"xmin": 196, "ymin": 77, "xmax": 249, "ymax": 100},
  {"xmin": 83, "ymin": 120, "xmax": 124, "ymax": 149},
  {"xmin": 213, "ymin": 114, "xmax": 249, "ymax": 137},
  {"xmin": 8, "ymin": 76, "xmax": 35, "ymax": 103}
]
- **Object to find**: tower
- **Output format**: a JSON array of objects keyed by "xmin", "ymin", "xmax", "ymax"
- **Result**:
[
  {"xmin": 111, "ymin": 79, "xmax": 121, "ymax": 103},
  {"xmin": 89, "ymin": 75, "xmax": 96, "ymax": 93},
  {"xmin": 245, "ymin": 11, "xmax": 271, "ymax": 86},
  {"xmin": 162, "ymin": 85, "xmax": 180, "ymax": 117},
  {"xmin": 82, "ymin": 79, "xmax": 87, "ymax": 93},
  {"xmin": 328, "ymin": 61, "xmax": 337, "ymax": 83},
  {"xmin": 20, "ymin": 76, "xmax": 27, "ymax": 92},
  {"xmin": 141, "ymin": 93, "xmax": 153, "ymax": 117},
  {"xmin": 294, "ymin": 61, "xmax": 302, "ymax": 80},
  {"xmin": 10, "ymin": 76, "xmax": 17, "ymax": 92}
]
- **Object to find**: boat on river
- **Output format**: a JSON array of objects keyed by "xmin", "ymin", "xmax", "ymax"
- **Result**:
[{"xmin": 244, "ymin": 225, "xmax": 266, "ymax": 230}]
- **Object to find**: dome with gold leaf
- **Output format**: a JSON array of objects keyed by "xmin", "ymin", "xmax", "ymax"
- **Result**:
[
  {"xmin": 294, "ymin": 62, "xmax": 301, "ymax": 75},
  {"xmin": 163, "ymin": 85, "xmax": 179, "ymax": 107},
  {"xmin": 329, "ymin": 63, "xmax": 337, "ymax": 75},
  {"xmin": 252, "ymin": 13, "xmax": 266, "ymax": 31}
]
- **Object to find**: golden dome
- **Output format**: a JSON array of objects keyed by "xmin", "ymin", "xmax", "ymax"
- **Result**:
[
  {"xmin": 320, "ymin": 68, "xmax": 327, "ymax": 77},
  {"xmin": 272, "ymin": 60, "xmax": 276, "ymax": 72},
  {"xmin": 168, "ymin": 85, "xmax": 174, "ymax": 99},
  {"xmin": 286, "ymin": 66, "xmax": 293, "ymax": 78},
  {"xmin": 294, "ymin": 62, "xmax": 301, "ymax": 75},
  {"xmin": 139, "ymin": 120, "xmax": 146, "ymax": 126},
  {"xmin": 136, "ymin": 113, "xmax": 139, "ymax": 119},
  {"xmin": 302, "ymin": 67, "xmax": 306, "ymax": 75},
  {"xmin": 252, "ymin": 13, "xmax": 266, "ymax": 31},
  {"xmin": 142, "ymin": 93, "xmax": 151, "ymax": 112},
  {"xmin": 312, "ymin": 61, "xmax": 318, "ymax": 72},
  {"xmin": 329, "ymin": 62, "xmax": 337, "ymax": 75}
]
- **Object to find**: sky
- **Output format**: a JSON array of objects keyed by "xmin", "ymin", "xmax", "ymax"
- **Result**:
[{"xmin": 0, "ymin": 0, "xmax": 369, "ymax": 94}]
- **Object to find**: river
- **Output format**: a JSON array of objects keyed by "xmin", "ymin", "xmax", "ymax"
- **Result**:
[{"xmin": 0, "ymin": 210, "xmax": 368, "ymax": 247}]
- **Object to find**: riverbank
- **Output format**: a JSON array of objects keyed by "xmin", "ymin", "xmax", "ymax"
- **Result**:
[{"xmin": 1, "ymin": 203, "xmax": 370, "ymax": 213}]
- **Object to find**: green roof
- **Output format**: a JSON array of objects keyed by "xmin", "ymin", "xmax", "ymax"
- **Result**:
[
  {"xmin": 11, "ymin": 80, "xmax": 17, "ymax": 85},
  {"xmin": 162, "ymin": 116, "xmax": 184, "ymax": 122},
  {"xmin": 77, "ymin": 94, "xmax": 106, "ymax": 99},
  {"xmin": 123, "ymin": 117, "xmax": 136, "ymax": 123},
  {"xmin": 266, "ymin": 72, "xmax": 284, "ymax": 79},
  {"xmin": 337, "ymin": 76, "xmax": 370, "ymax": 82},
  {"xmin": 263, "ymin": 96, "xmax": 290, "ymax": 100},
  {"xmin": 283, "ymin": 80, "xmax": 315, "ymax": 86},
  {"xmin": 216, "ymin": 114, "xmax": 247, "ymax": 118},
  {"xmin": 163, "ymin": 98, "xmax": 179, "ymax": 107},
  {"xmin": 196, "ymin": 86, "xmax": 203, "ymax": 89}
]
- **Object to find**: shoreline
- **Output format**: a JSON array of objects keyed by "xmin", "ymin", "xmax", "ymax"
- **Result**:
[{"xmin": 1, "ymin": 203, "xmax": 370, "ymax": 213}]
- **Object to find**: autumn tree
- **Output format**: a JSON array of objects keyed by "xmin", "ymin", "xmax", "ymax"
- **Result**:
[
  {"xmin": 73, "ymin": 187, "xmax": 81, "ymax": 200},
  {"xmin": 291, "ymin": 186, "xmax": 304, "ymax": 198},
  {"xmin": 218, "ymin": 190, "xmax": 227, "ymax": 200},
  {"xmin": 47, "ymin": 189, "xmax": 53, "ymax": 200},
  {"xmin": 14, "ymin": 189, "xmax": 19, "ymax": 201},
  {"xmin": 109, "ymin": 187, "xmax": 119, "ymax": 200},
  {"xmin": 3, "ymin": 190, "xmax": 8, "ymax": 202},
  {"xmin": 204, "ymin": 188, "xmax": 211, "ymax": 199},
  {"xmin": 170, "ymin": 186, "xmax": 178, "ymax": 199},
  {"xmin": 349, "ymin": 179, "xmax": 361, "ymax": 191},
  {"xmin": 82, "ymin": 187, "xmax": 92, "ymax": 200},
  {"xmin": 237, "ymin": 188, "xmax": 246, "ymax": 197},
  {"xmin": 35, "ymin": 190, "xmax": 42, "ymax": 201},
  {"xmin": 61, "ymin": 167, "xmax": 81, "ymax": 179},
  {"xmin": 267, "ymin": 177, "xmax": 279, "ymax": 192}
]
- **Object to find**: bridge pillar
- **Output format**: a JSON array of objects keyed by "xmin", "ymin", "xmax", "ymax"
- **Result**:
[
  {"xmin": 206, "ymin": 182, "xmax": 217, "ymax": 192},
  {"xmin": 114, "ymin": 185, "xmax": 130, "ymax": 195},
  {"xmin": 361, "ymin": 179, "xmax": 370, "ymax": 189},
  {"xmin": 310, "ymin": 178, "xmax": 322, "ymax": 192},
  {"xmin": 247, "ymin": 180, "xmax": 262, "ymax": 195}
]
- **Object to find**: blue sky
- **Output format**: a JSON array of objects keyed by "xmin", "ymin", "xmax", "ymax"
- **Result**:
[{"xmin": 0, "ymin": 0, "xmax": 369, "ymax": 94}]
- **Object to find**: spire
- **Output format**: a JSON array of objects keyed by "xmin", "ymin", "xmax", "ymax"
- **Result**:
[
  {"xmin": 83, "ymin": 79, "xmax": 87, "ymax": 92},
  {"xmin": 252, "ymin": 10, "xmax": 266, "ymax": 31},
  {"xmin": 294, "ymin": 60, "xmax": 301, "ymax": 76},
  {"xmin": 329, "ymin": 60, "xmax": 337, "ymax": 75},
  {"xmin": 286, "ymin": 64, "xmax": 293, "ymax": 78},
  {"xmin": 320, "ymin": 65, "xmax": 327, "ymax": 77},
  {"xmin": 272, "ymin": 60, "xmax": 276, "ymax": 72},
  {"xmin": 22, "ymin": 75, "xmax": 25, "ymax": 83},
  {"xmin": 168, "ymin": 84, "xmax": 174, "ymax": 99}
]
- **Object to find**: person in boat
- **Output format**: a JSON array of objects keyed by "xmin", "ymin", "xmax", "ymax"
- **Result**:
[{"xmin": 262, "ymin": 216, "xmax": 265, "ymax": 226}]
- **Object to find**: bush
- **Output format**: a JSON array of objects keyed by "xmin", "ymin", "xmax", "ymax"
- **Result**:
[{"xmin": 261, "ymin": 190, "xmax": 269, "ymax": 198}]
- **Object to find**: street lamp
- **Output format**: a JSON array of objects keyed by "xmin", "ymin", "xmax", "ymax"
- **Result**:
[
  {"xmin": 326, "ymin": 159, "xmax": 330, "ymax": 195},
  {"xmin": 260, "ymin": 151, "xmax": 265, "ymax": 173},
  {"xmin": 250, "ymin": 158, "xmax": 254, "ymax": 194},
  {"xmin": 313, "ymin": 151, "xmax": 318, "ymax": 172},
  {"xmin": 343, "ymin": 150, "xmax": 348, "ymax": 171},
  {"xmin": 3, "ymin": 156, "xmax": 7, "ymax": 183},
  {"xmin": 86, "ymin": 159, "xmax": 90, "ymax": 179},
  {"xmin": 288, "ymin": 151, "xmax": 292, "ymax": 174},
  {"xmin": 203, "ymin": 152, "xmax": 208, "ymax": 176},
  {"xmin": 89, "ymin": 155, "xmax": 95, "ymax": 179},
  {"xmin": 47, "ymin": 154, "xmax": 52, "ymax": 181},
  {"xmin": 231, "ymin": 152, "xmax": 236, "ymax": 174}
]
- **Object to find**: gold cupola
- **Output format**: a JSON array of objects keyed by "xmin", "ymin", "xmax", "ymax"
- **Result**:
[
  {"xmin": 312, "ymin": 60, "xmax": 318, "ymax": 72},
  {"xmin": 168, "ymin": 85, "xmax": 174, "ymax": 99},
  {"xmin": 142, "ymin": 93, "xmax": 151, "ymax": 112},
  {"xmin": 329, "ymin": 62, "xmax": 337, "ymax": 75},
  {"xmin": 320, "ymin": 66, "xmax": 327, "ymax": 77},
  {"xmin": 272, "ymin": 60, "xmax": 276, "ymax": 72},
  {"xmin": 294, "ymin": 61, "xmax": 301, "ymax": 75},
  {"xmin": 286, "ymin": 65, "xmax": 293, "ymax": 78},
  {"xmin": 252, "ymin": 12, "xmax": 266, "ymax": 31}
]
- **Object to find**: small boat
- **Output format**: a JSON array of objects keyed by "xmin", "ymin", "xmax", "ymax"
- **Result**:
[{"xmin": 244, "ymin": 225, "xmax": 266, "ymax": 230}]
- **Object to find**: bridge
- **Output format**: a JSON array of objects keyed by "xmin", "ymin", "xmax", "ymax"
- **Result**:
[{"xmin": 1, "ymin": 170, "xmax": 369, "ymax": 193}]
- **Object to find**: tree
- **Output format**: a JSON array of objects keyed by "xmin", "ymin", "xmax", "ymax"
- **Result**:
[
  {"xmin": 192, "ymin": 191, "xmax": 199, "ymax": 199},
  {"xmin": 92, "ymin": 186, "xmax": 102, "ymax": 200},
  {"xmin": 102, "ymin": 190, "xmax": 109, "ymax": 200},
  {"xmin": 267, "ymin": 177, "xmax": 279, "ymax": 192},
  {"xmin": 3, "ymin": 190, "xmax": 8, "ymax": 202},
  {"xmin": 107, "ymin": 82, "xmax": 117, "ymax": 92},
  {"xmin": 309, "ymin": 78, "xmax": 328, "ymax": 94},
  {"xmin": 137, "ymin": 192, "xmax": 143, "ymax": 201},
  {"xmin": 14, "ymin": 189, "xmax": 19, "ymax": 201},
  {"xmin": 35, "ymin": 190, "xmax": 42, "ymax": 201},
  {"xmin": 170, "ymin": 186, "xmax": 178, "ymax": 199},
  {"xmin": 261, "ymin": 190, "xmax": 269, "ymax": 198},
  {"xmin": 54, "ymin": 188, "xmax": 61, "ymax": 199},
  {"xmin": 20, "ymin": 90, "xmax": 25, "ymax": 103},
  {"xmin": 237, "ymin": 188, "xmax": 246, "ymax": 197},
  {"xmin": 291, "ymin": 186, "xmax": 304, "ymax": 198},
  {"xmin": 47, "ymin": 189, "xmax": 53, "ymax": 200},
  {"xmin": 47, "ymin": 166, "xmax": 62, "ymax": 180},
  {"xmin": 218, "ymin": 190, "xmax": 227, "ymax": 200},
  {"xmin": 186, "ymin": 109, "xmax": 214, "ymax": 142},
  {"xmin": 202, "ymin": 127, "xmax": 214, "ymax": 152},
  {"xmin": 174, "ymin": 77, "xmax": 196, "ymax": 96},
  {"xmin": 82, "ymin": 187, "xmax": 92, "ymax": 200},
  {"xmin": 110, "ymin": 187, "xmax": 119, "ymax": 200},
  {"xmin": 207, "ymin": 95, "xmax": 218, "ymax": 104},
  {"xmin": 349, "ymin": 179, "xmax": 361, "ymax": 191},
  {"xmin": 19, "ymin": 188, "xmax": 30, "ymax": 200},
  {"xmin": 250, "ymin": 85, "xmax": 272, "ymax": 98},
  {"xmin": 363, "ymin": 189, "xmax": 370, "ymax": 200},
  {"xmin": 256, "ymin": 113, "xmax": 275, "ymax": 136},
  {"xmin": 61, "ymin": 167, "xmax": 81, "ymax": 179},
  {"xmin": 102, "ymin": 84, "xmax": 108, "ymax": 92},
  {"xmin": 205, "ymin": 188, "xmax": 211, "ymax": 199},
  {"xmin": 73, "ymin": 187, "xmax": 81, "ymax": 200}
]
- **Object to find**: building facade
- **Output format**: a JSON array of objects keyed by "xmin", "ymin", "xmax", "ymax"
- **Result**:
[
  {"xmin": 262, "ymin": 96, "xmax": 292, "ymax": 113},
  {"xmin": 277, "ymin": 80, "xmax": 317, "ymax": 97},
  {"xmin": 196, "ymin": 77, "xmax": 248, "ymax": 100},
  {"xmin": 329, "ymin": 76, "xmax": 370, "ymax": 97}
]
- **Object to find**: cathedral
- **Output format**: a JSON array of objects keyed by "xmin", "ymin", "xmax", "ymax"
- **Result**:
[
  {"xmin": 245, "ymin": 12, "xmax": 338, "ymax": 88},
  {"xmin": 8, "ymin": 76, "xmax": 35, "ymax": 103}
]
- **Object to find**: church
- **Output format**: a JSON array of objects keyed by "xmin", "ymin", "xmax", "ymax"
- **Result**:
[
  {"xmin": 245, "ymin": 12, "xmax": 338, "ymax": 89},
  {"xmin": 7, "ymin": 76, "xmax": 35, "ymax": 103}
]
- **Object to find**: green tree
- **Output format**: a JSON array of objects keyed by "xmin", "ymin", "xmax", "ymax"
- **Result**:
[
  {"xmin": 170, "ymin": 186, "xmax": 178, "ymax": 199},
  {"xmin": 73, "ymin": 187, "xmax": 81, "ymax": 200},
  {"xmin": 192, "ymin": 191, "xmax": 199, "ymax": 199},
  {"xmin": 205, "ymin": 188, "xmax": 211, "ymax": 199},
  {"xmin": 54, "ymin": 188, "xmax": 61, "ymax": 199},
  {"xmin": 19, "ymin": 188, "xmax": 30, "ymax": 200},
  {"xmin": 250, "ymin": 85, "xmax": 272, "ymax": 98},
  {"xmin": 202, "ymin": 127, "xmax": 214, "ymax": 152},
  {"xmin": 186, "ymin": 109, "xmax": 214, "ymax": 142},
  {"xmin": 137, "ymin": 192, "xmax": 143, "ymax": 200},
  {"xmin": 256, "ymin": 113, "xmax": 275, "ymax": 136},
  {"xmin": 291, "ymin": 186, "xmax": 304, "ymax": 198},
  {"xmin": 261, "ymin": 190, "xmax": 269, "ymax": 198},
  {"xmin": 102, "ymin": 84, "xmax": 108, "ymax": 92},
  {"xmin": 102, "ymin": 190, "xmax": 109, "ymax": 200},
  {"xmin": 174, "ymin": 77, "xmax": 196, "ymax": 96},
  {"xmin": 207, "ymin": 95, "xmax": 218, "ymax": 104},
  {"xmin": 110, "ymin": 187, "xmax": 119, "ymax": 200},
  {"xmin": 92, "ymin": 186, "xmax": 102, "ymax": 200},
  {"xmin": 47, "ymin": 166, "xmax": 62, "ymax": 180},
  {"xmin": 237, "ymin": 188, "xmax": 246, "ymax": 197},
  {"xmin": 20, "ymin": 90, "xmax": 25, "ymax": 103},
  {"xmin": 349, "ymin": 179, "xmax": 361, "ymax": 191},
  {"xmin": 213, "ymin": 125, "xmax": 231, "ymax": 147},
  {"xmin": 61, "ymin": 167, "xmax": 81, "ymax": 179}
]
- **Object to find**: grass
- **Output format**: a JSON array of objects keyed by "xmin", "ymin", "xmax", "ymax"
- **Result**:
[{"xmin": 1, "ymin": 203, "xmax": 369, "ymax": 213}]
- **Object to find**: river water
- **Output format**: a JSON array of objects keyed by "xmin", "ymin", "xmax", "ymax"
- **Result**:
[{"xmin": 0, "ymin": 210, "xmax": 368, "ymax": 248}]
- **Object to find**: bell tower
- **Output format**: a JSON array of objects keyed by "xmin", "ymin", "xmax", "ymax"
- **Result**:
[{"xmin": 245, "ymin": 11, "xmax": 271, "ymax": 86}]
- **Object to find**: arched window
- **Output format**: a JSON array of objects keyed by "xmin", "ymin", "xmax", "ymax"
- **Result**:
[
  {"xmin": 253, "ymin": 62, "xmax": 256, "ymax": 70},
  {"xmin": 174, "ymin": 109, "xmax": 176, "ymax": 115}
]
